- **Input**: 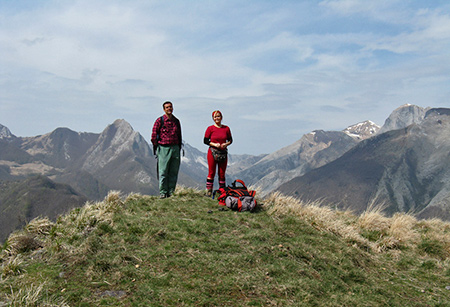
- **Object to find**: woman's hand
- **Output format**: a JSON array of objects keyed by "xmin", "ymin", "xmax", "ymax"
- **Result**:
[{"xmin": 211, "ymin": 142, "xmax": 228, "ymax": 149}]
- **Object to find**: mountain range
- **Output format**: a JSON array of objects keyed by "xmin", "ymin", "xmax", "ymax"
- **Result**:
[
  {"xmin": 1, "ymin": 103, "xmax": 449, "ymax": 242},
  {"xmin": 230, "ymin": 120, "xmax": 379, "ymax": 197},
  {"xmin": 277, "ymin": 105, "xmax": 450, "ymax": 220},
  {"xmin": 0, "ymin": 119, "xmax": 203, "ymax": 242}
]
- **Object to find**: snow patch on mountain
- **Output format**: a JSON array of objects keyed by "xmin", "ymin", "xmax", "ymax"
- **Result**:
[
  {"xmin": 343, "ymin": 120, "xmax": 380, "ymax": 140},
  {"xmin": 0, "ymin": 124, "xmax": 15, "ymax": 139}
]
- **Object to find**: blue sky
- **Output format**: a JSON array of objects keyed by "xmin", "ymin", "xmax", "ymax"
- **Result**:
[{"xmin": 1, "ymin": 0, "xmax": 450, "ymax": 155}]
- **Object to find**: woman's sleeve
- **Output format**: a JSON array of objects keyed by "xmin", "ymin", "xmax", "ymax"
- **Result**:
[
  {"xmin": 228, "ymin": 127, "xmax": 233, "ymax": 144},
  {"xmin": 204, "ymin": 126, "xmax": 211, "ymax": 145}
]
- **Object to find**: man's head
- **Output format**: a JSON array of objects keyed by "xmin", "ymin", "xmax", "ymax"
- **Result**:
[{"xmin": 163, "ymin": 101, "xmax": 173, "ymax": 116}]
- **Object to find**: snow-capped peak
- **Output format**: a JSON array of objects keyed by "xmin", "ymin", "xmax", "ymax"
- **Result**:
[{"xmin": 343, "ymin": 120, "xmax": 380, "ymax": 140}]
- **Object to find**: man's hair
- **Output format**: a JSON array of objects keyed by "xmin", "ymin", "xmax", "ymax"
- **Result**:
[{"xmin": 163, "ymin": 101, "xmax": 172, "ymax": 108}]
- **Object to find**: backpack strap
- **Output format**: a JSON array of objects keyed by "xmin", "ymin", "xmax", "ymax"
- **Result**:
[
  {"xmin": 237, "ymin": 198, "xmax": 243, "ymax": 212},
  {"xmin": 235, "ymin": 190, "xmax": 246, "ymax": 197},
  {"xmin": 157, "ymin": 116, "xmax": 164, "ymax": 142},
  {"xmin": 153, "ymin": 116, "xmax": 165, "ymax": 156},
  {"xmin": 233, "ymin": 179, "xmax": 247, "ymax": 189}
]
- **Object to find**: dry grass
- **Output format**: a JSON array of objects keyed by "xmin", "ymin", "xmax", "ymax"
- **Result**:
[
  {"xmin": 1, "ymin": 191, "xmax": 127, "ymax": 266},
  {"xmin": 5, "ymin": 282, "xmax": 69, "ymax": 307},
  {"xmin": 265, "ymin": 192, "xmax": 372, "ymax": 250},
  {"xmin": 4, "ymin": 233, "xmax": 41, "ymax": 257},
  {"xmin": 25, "ymin": 217, "xmax": 54, "ymax": 236},
  {"xmin": 247, "ymin": 184, "xmax": 265, "ymax": 205},
  {"xmin": 60, "ymin": 190, "xmax": 123, "ymax": 231},
  {"xmin": 172, "ymin": 185, "xmax": 204, "ymax": 197},
  {"xmin": 1, "ymin": 254, "xmax": 25, "ymax": 279},
  {"xmin": 44, "ymin": 191, "xmax": 127, "ymax": 258},
  {"xmin": 265, "ymin": 191, "xmax": 450, "ymax": 257},
  {"xmin": 1, "ymin": 219, "xmax": 56, "ymax": 280},
  {"xmin": 389, "ymin": 213, "xmax": 419, "ymax": 242},
  {"xmin": 358, "ymin": 202, "xmax": 390, "ymax": 231}
]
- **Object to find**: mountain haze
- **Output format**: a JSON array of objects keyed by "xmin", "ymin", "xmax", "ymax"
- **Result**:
[
  {"xmin": 0, "ymin": 175, "xmax": 87, "ymax": 243},
  {"xmin": 77, "ymin": 119, "xmax": 158, "ymax": 195},
  {"xmin": 232, "ymin": 121, "xmax": 380, "ymax": 196},
  {"xmin": 0, "ymin": 119, "xmax": 207, "ymax": 198},
  {"xmin": 278, "ymin": 107, "xmax": 450, "ymax": 220},
  {"xmin": 0, "ymin": 120, "xmax": 204, "ymax": 243},
  {"xmin": 2, "ymin": 103, "xmax": 450, "ymax": 246}
]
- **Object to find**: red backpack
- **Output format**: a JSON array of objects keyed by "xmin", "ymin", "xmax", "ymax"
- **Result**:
[{"xmin": 214, "ymin": 179, "xmax": 257, "ymax": 212}]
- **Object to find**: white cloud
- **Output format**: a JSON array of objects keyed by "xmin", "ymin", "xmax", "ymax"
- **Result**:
[{"xmin": 1, "ymin": 0, "xmax": 450, "ymax": 154}]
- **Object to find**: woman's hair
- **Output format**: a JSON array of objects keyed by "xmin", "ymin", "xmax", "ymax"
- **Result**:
[{"xmin": 212, "ymin": 110, "xmax": 222, "ymax": 118}]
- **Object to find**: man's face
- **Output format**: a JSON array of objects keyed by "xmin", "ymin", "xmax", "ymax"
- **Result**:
[{"xmin": 163, "ymin": 103, "xmax": 173, "ymax": 116}]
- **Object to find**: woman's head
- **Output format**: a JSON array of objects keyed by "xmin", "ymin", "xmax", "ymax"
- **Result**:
[
  {"xmin": 212, "ymin": 110, "xmax": 222, "ymax": 119},
  {"xmin": 212, "ymin": 110, "xmax": 222, "ymax": 126}
]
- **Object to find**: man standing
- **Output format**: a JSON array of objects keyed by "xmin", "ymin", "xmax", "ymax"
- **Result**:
[{"xmin": 151, "ymin": 101, "xmax": 182, "ymax": 198}]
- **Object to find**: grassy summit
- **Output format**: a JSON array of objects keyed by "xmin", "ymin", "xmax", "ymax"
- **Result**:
[{"xmin": 1, "ymin": 188, "xmax": 450, "ymax": 306}]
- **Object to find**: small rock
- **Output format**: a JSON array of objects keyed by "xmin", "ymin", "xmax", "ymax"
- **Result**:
[{"xmin": 99, "ymin": 290, "xmax": 127, "ymax": 298}]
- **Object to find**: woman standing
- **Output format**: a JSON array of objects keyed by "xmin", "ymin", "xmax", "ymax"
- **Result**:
[{"xmin": 204, "ymin": 110, "xmax": 233, "ymax": 197}]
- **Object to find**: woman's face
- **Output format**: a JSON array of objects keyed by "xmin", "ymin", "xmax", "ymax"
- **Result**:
[{"xmin": 213, "ymin": 113, "xmax": 222, "ymax": 125}]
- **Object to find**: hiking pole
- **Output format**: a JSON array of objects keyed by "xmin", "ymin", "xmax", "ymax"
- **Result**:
[
  {"xmin": 156, "ymin": 157, "xmax": 159, "ymax": 181},
  {"xmin": 153, "ymin": 144, "xmax": 159, "ymax": 181}
]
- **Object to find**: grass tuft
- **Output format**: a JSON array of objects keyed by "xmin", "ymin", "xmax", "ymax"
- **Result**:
[
  {"xmin": 1, "ymin": 254, "xmax": 25, "ymax": 278},
  {"xmin": 5, "ymin": 233, "xmax": 41, "ymax": 256},
  {"xmin": 25, "ymin": 217, "xmax": 55, "ymax": 236},
  {"xmin": 5, "ymin": 282, "xmax": 69, "ymax": 307}
]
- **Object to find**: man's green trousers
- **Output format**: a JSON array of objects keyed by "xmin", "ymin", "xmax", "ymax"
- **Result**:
[{"xmin": 157, "ymin": 145, "xmax": 180, "ymax": 196}]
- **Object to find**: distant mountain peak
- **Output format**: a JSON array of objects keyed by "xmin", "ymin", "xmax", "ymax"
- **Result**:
[
  {"xmin": 82, "ymin": 119, "xmax": 151, "ymax": 172},
  {"xmin": 99, "ymin": 119, "xmax": 136, "ymax": 141},
  {"xmin": 112, "ymin": 118, "xmax": 132, "ymax": 129},
  {"xmin": 0, "ymin": 124, "xmax": 15, "ymax": 139},
  {"xmin": 378, "ymin": 104, "xmax": 428, "ymax": 134},
  {"xmin": 343, "ymin": 120, "xmax": 380, "ymax": 140}
]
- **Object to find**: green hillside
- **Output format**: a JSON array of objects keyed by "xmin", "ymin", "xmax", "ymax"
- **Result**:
[
  {"xmin": 1, "ymin": 188, "xmax": 450, "ymax": 306},
  {"xmin": 0, "ymin": 175, "xmax": 87, "ymax": 244}
]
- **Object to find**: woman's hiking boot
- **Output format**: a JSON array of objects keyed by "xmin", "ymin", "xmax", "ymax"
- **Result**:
[{"xmin": 205, "ymin": 189, "xmax": 212, "ymax": 198}]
